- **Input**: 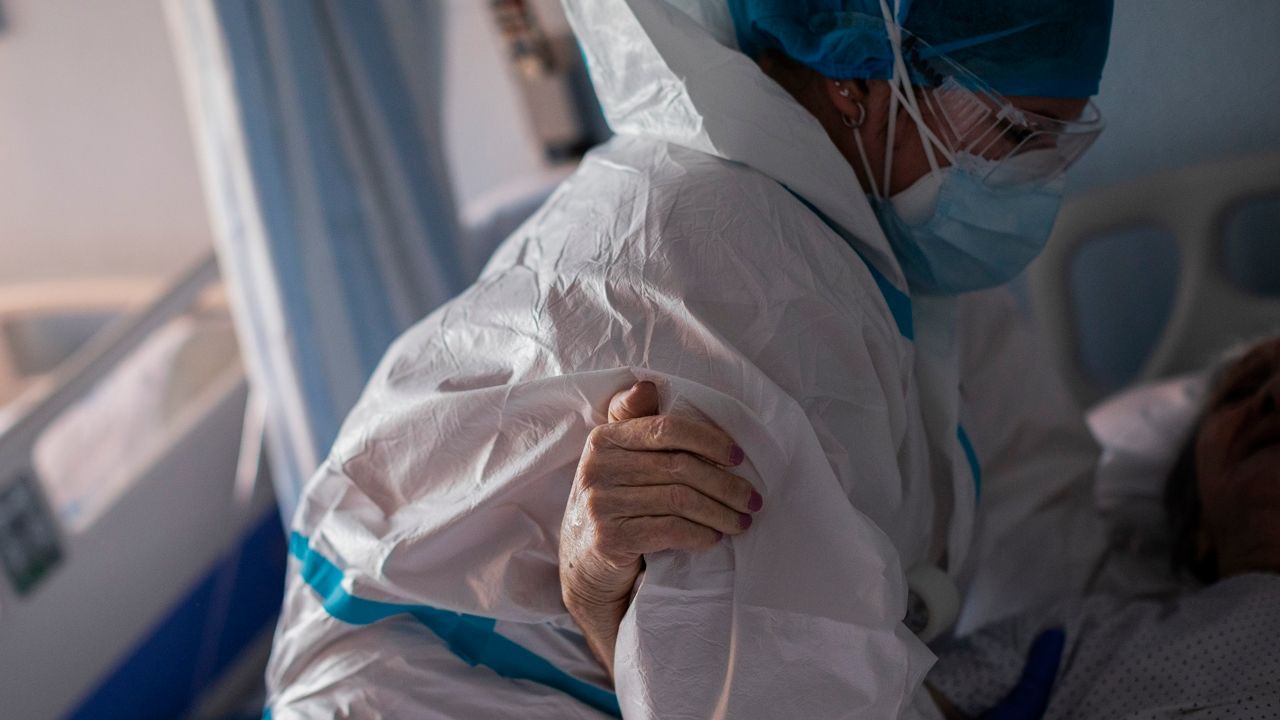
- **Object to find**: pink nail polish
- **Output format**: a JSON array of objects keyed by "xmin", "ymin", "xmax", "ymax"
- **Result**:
[
  {"xmin": 729, "ymin": 444, "xmax": 745, "ymax": 465},
  {"xmin": 739, "ymin": 513, "xmax": 752, "ymax": 530},
  {"xmin": 748, "ymin": 491, "xmax": 763, "ymax": 513}
]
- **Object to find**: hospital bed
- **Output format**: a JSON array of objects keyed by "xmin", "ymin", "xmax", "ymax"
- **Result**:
[
  {"xmin": 1030, "ymin": 150, "xmax": 1280, "ymax": 409},
  {"xmin": 0, "ymin": 278, "xmax": 162, "ymax": 416},
  {"xmin": 0, "ymin": 254, "xmax": 284, "ymax": 719},
  {"xmin": 1028, "ymin": 151, "xmax": 1280, "ymax": 598}
]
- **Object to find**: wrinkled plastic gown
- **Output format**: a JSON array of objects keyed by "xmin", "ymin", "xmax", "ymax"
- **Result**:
[{"xmin": 265, "ymin": 1, "xmax": 1104, "ymax": 717}]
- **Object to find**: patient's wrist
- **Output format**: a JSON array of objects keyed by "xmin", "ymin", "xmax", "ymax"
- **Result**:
[{"xmin": 564, "ymin": 593, "xmax": 626, "ymax": 679}]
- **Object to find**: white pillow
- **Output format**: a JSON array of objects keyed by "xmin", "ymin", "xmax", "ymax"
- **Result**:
[
  {"xmin": 1085, "ymin": 372, "xmax": 1210, "ymax": 593},
  {"xmin": 1088, "ymin": 371, "xmax": 1209, "ymax": 516}
]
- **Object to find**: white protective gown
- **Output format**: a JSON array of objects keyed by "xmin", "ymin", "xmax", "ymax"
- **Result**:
[{"xmin": 264, "ymin": 1, "xmax": 1103, "ymax": 717}]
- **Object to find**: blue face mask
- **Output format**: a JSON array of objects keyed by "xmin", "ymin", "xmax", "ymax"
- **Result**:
[{"xmin": 873, "ymin": 156, "xmax": 1066, "ymax": 296}]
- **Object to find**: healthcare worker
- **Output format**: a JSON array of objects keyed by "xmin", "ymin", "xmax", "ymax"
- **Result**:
[{"xmin": 265, "ymin": 1, "xmax": 1112, "ymax": 718}]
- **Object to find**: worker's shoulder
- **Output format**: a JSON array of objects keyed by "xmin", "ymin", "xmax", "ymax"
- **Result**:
[
  {"xmin": 485, "ymin": 136, "xmax": 900, "ymax": 337},
  {"xmin": 559, "ymin": 137, "xmax": 846, "ymax": 268},
  {"xmin": 600, "ymin": 136, "xmax": 792, "ymax": 220}
]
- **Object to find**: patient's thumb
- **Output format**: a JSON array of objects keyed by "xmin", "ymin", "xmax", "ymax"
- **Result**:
[{"xmin": 608, "ymin": 381, "xmax": 660, "ymax": 422}]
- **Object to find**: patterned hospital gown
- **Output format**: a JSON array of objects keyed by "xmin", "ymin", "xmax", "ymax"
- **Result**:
[{"xmin": 928, "ymin": 573, "xmax": 1280, "ymax": 718}]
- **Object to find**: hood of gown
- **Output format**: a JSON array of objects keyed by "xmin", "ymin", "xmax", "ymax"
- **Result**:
[{"xmin": 562, "ymin": 0, "xmax": 906, "ymax": 291}]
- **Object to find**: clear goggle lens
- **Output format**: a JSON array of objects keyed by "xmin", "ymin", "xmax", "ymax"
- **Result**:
[{"xmin": 900, "ymin": 35, "xmax": 1105, "ymax": 187}]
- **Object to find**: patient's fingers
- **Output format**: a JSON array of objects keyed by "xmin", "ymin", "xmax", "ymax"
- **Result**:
[
  {"xmin": 589, "ymin": 413, "xmax": 745, "ymax": 468},
  {"xmin": 563, "ymin": 385, "xmax": 761, "ymax": 674},
  {"xmin": 614, "ymin": 450, "xmax": 760, "ymax": 514},
  {"xmin": 614, "ymin": 516, "xmax": 724, "ymax": 555},
  {"xmin": 608, "ymin": 381, "xmax": 660, "ymax": 422},
  {"xmin": 601, "ymin": 485, "xmax": 752, "ymax": 536}
]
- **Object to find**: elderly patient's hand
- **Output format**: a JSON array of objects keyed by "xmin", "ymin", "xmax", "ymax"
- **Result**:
[{"xmin": 559, "ymin": 380, "xmax": 763, "ymax": 678}]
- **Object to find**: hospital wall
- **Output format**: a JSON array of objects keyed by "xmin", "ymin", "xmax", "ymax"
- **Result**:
[
  {"xmin": 1070, "ymin": 0, "xmax": 1280, "ymax": 192},
  {"xmin": 1055, "ymin": 0, "xmax": 1280, "ymax": 394},
  {"xmin": 0, "ymin": 0, "xmax": 548, "ymax": 290},
  {"xmin": 457, "ymin": 0, "xmax": 1280, "ymax": 199},
  {"xmin": 1, "ymin": 0, "xmax": 1277, "ymax": 289},
  {"xmin": 0, "ymin": 0, "xmax": 213, "ymax": 286},
  {"xmin": 441, "ymin": 0, "xmax": 550, "ymax": 210},
  {"xmin": 446, "ymin": 0, "xmax": 1280, "ymax": 204}
]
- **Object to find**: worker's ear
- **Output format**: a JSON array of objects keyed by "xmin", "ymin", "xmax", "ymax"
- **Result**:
[{"xmin": 825, "ymin": 79, "xmax": 871, "ymax": 126}]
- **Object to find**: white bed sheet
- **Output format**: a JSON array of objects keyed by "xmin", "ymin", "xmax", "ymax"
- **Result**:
[{"xmin": 33, "ymin": 314, "xmax": 238, "ymax": 533}]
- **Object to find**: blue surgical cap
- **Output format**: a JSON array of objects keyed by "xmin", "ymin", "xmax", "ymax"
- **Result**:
[{"xmin": 728, "ymin": 0, "xmax": 1114, "ymax": 97}]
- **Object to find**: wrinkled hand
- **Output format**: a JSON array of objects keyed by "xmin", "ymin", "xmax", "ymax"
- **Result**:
[{"xmin": 559, "ymin": 381, "xmax": 763, "ymax": 677}]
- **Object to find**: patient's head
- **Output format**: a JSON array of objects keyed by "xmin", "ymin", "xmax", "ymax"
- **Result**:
[{"xmin": 1167, "ymin": 335, "xmax": 1280, "ymax": 582}]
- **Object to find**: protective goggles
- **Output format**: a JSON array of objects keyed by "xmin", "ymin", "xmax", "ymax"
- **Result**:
[{"xmin": 897, "ymin": 33, "xmax": 1105, "ymax": 188}]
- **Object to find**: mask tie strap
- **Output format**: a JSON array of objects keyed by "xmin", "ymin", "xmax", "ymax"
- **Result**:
[
  {"xmin": 878, "ymin": 0, "xmax": 950, "ymax": 179},
  {"xmin": 836, "ymin": 83, "xmax": 880, "ymax": 201},
  {"xmin": 888, "ymin": 82, "xmax": 953, "ymax": 169},
  {"xmin": 855, "ymin": 120, "xmax": 885, "ymax": 198}
]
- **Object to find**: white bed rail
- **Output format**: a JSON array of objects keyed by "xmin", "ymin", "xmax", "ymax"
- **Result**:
[
  {"xmin": 0, "ymin": 254, "xmax": 219, "ymax": 462},
  {"xmin": 1030, "ymin": 152, "xmax": 1280, "ymax": 407},
  {"xmin": 0, "ymin": 252, "xmax": 277, "ymax": 719}
]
